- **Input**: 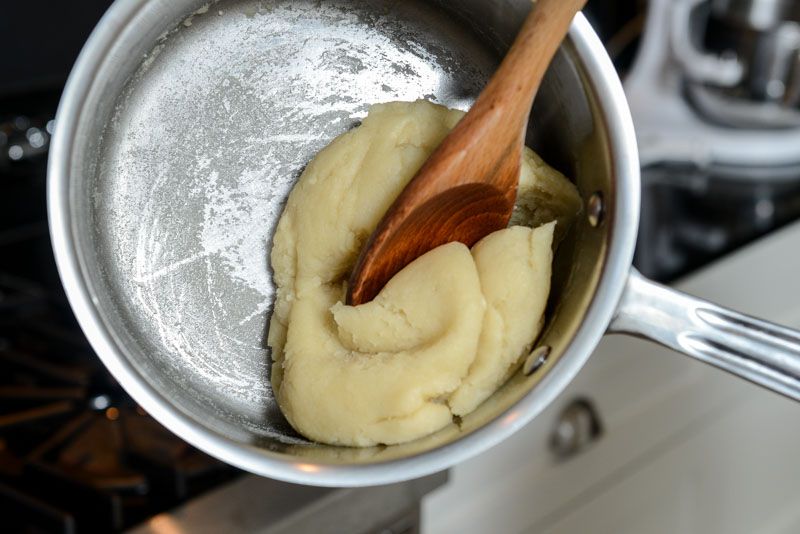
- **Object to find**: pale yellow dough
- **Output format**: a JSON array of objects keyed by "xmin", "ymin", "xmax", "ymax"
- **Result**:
[{"xmin": 268, "ymin": 100, "xmax": 581, "ymax": 446}]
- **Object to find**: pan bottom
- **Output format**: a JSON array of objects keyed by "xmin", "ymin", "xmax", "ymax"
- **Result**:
[{"xmin": 92, "ymin": 0, "xmax": 499, "ymax": 442}]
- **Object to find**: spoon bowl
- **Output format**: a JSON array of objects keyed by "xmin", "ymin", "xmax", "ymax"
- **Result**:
[{"xmin": 347, "ymin": 0, "xmax": 587, "ymax": 305}]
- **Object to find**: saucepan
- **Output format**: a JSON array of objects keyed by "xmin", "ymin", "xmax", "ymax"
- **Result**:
[{"xmin": 48, "ymin": 0, "xmax": 800, "ymax": 486}]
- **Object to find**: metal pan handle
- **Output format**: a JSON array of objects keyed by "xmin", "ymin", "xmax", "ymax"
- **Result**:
[{"xmin": 608, "ymin": 269, "xmax": 800, "ymax": 401}]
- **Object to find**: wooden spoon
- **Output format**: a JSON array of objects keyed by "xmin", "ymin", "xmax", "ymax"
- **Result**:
[{"xmin": 347, "ymin": 0, "xmax": 586, "ymax": 305}]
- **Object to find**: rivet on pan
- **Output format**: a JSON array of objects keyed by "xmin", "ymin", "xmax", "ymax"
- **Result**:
[
  {"xmin": 587, "ymin": 191, "xmax": 604, "ymax": 227},
  {"xmin": 523, "ymin": 345, "xmax": 551, "ymax": 376}
]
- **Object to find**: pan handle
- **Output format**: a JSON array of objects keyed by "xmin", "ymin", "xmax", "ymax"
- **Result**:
[{"xmin": 608, "ymin": 269, "xmax": 800, "ymax": 401}]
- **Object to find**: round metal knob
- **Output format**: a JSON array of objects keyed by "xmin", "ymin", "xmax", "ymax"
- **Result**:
[{"xmin": 550, "ymin": 398, "xmax": 603, "ymax": 459}]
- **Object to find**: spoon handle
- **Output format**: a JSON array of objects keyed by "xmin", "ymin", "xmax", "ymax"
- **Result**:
[
  {"xmin": 346, "ymin": 0, "xmax": 586, "ymax": 305},
  {"xmin": 470, "ymin": 0, "xmax": 588, "ymax": 142}
]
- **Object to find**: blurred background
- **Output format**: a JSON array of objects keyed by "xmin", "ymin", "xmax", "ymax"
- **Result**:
[{"xmin": 2, "ymin": 0, "xmax": 800, "ymax": 532}]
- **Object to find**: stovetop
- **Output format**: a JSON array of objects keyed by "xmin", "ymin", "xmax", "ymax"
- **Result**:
[{"xmin": 0, "ymin": 94, "xmax": 239, "ymax": 533}]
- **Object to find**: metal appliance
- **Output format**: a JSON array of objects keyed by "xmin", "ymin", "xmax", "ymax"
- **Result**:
[{"xmin": 626, "ymin": 0, "xmax": 800, "ymax": 280}]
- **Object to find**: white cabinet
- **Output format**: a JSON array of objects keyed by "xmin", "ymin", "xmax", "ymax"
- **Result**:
[
  {"xmin": 423, "ymin": 221, "xmax": 800, "ymax": 534},
  {"xmin": 542, "ymin": 388, "xmax": 800, "ymax": 534}
]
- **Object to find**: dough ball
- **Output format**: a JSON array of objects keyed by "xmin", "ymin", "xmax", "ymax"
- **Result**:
[{"xmin": 268, "ymin": 100, "xmax": 580, "ymax": 446}]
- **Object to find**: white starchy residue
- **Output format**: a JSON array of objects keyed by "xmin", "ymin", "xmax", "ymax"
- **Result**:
[{"xmin": 93, "ymin": 0, "xmax": 494, "ymax": 440}]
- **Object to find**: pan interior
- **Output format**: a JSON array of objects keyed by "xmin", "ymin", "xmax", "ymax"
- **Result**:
[{"xmin": 83, "ymin": 0, "xmax": 608, "ymax": 462}]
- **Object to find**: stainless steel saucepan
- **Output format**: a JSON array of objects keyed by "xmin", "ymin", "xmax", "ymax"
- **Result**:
[{"xmin": 48, "ymin": 0, "xmax": 800, "ymax": 486}]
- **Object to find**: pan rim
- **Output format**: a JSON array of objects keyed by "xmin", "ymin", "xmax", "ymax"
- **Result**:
[{"xmin": 47, "ymin": 0, "xmax": 639, "ymax": 487}]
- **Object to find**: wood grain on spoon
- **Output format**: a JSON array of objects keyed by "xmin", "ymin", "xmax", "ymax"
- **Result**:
[{"xmin": 347, "ymin": 0, "xmax": 587, "ymax": 305}]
